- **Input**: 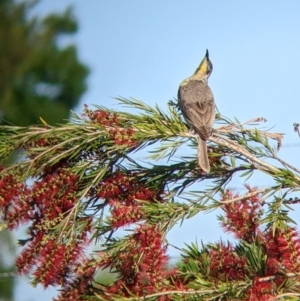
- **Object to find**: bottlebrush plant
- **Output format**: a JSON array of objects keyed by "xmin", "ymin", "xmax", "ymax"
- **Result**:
[{"xmin": 1, "ymin": 98, "xmax": 300, "ymax": 300}]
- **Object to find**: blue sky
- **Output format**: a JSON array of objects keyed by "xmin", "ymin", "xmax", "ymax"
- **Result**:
[{"xmin": 16, "ymin": 1, "xmax": 300, "ymax": 300}]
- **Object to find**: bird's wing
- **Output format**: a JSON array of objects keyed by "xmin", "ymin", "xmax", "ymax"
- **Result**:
[{"xmin": 178, "ymin": 79, "xmax": 215, "ymax": 140}]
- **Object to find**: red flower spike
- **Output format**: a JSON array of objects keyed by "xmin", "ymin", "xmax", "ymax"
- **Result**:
[
  {"xmin": 5, "ymin": 167, "xmax": 94, "ymax": 290},
  {"xmin": 221, "ymin": 186, "xmax": 263, "ymax": 242},
  {"xmin": 209, "ymin": 242, "xmax": 247, "ymax": 281},
  {"xmin": 247, "ymin": 278, "xmax": 276, "ymax": 301},
  {"xmin": 101, "ymin": 225, "xmax": 171, "ymax": 297},
  {"xmin": 94, "ymin": 171, "xmax": 164, "ymax": 228},
  {"xmin": 82, "ymin": 107, "xmax": 137, "ymax": 147},
  {"xmin": 0, "ymin": 172, "xmax": 31, "ymax": 229},
  {"xmin": 82, "ymin": 107, "xmax": 120, "ymax": 127},
  {"xmin": 265, "ymin": 228, "xmax": 300, "ymax": 273}
]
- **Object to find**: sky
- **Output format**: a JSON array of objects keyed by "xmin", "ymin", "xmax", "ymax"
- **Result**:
[{"xmin": 14, "ymin": 1, "xmax": 300, "ymax": 300}]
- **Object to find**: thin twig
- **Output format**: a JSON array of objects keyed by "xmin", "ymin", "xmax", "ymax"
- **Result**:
[
  {"xmin": 258, "ymin": 272, "xmax": 300, "ymax": 282},
  {"xmin": 210, "ymin": 133, "xmax": 280, "ymax": 174},
  {"xmin": 222, "ymin": 188, "xmax": 270, "ymax": 204},
  {"xmin": 273, "ymin": 155, "xmax": 300, "ymax": 175},
  {"xmin": 122, "ymin": 289, "xmax": 224, "ymax": 300},
  {"xmin": 275, "ymin": 292, "xmax": 300, "ymax": 299}
]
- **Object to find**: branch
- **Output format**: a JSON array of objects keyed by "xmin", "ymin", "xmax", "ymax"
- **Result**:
[
  {"xmin": 273, "ymin": 155, "xmax": 300, "ymax": 175},
  {"xmin": 210, "ymin": 133, "xmax": 279, "ymax": 174},
  {"xmin": 97, "ymin": 288, "xmax": 228, "ymax": 301},
  {"xmin": 258, "ymin": 272, "xmax": 300, "ymax": 283},
  {"xmin": 275, "ymin": 293, "xmax": 300, "ymax": 299},
  {"xmin": 221, "ymin": 188, "xmax": 270, "ymax": 204}
]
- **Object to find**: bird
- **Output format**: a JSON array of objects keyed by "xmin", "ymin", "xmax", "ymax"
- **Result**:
[{"xmin": 178, "ymin": 49, "xmax": 215, "ymax": 173}]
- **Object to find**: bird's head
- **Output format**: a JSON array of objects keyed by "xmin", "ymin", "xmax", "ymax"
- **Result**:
[{"xmin": 194, "ymin": 49, "xmax": 213, "ymax": 79}]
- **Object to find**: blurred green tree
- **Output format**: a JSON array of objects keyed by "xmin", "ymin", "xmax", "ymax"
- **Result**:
[
  {"xmin": 0, "ymin": 1, "xmax": 89, "ymax": 299},
  {"xmin": 0, "ymin": 230, "xmax": 15, "ymax": 301},
  {"xmin": 0, "ymin": 0, "xmax": 89, "ymax": 126}
]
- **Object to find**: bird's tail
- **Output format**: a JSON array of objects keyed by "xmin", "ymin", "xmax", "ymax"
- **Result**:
[{"xmin": 197, "ymin": 137, "xmax": 210, "ymax": 173}]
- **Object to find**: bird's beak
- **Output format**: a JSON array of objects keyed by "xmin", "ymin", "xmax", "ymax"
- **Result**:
[
  {"xmin": 194, "ymin": 49, "xmax": 212, "ymax": 76},
  {"xmin": 205, "ymin": 49, "xmax": 209, "ymax": 59}
]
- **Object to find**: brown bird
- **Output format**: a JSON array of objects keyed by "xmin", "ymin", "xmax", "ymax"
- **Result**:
[{"xmin": 178, "ymin": 49, "xmax": 215, "ymax": 173}]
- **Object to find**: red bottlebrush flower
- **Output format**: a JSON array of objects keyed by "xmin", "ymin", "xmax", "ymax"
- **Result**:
[
  {"xmin": 109, "ymin": 202, "xmax": 145, "ymax": 228},
  {"xmin": 15, "ymin": 245, "xmax": 37, "ymax": 274},
  {"xmin": 10, "ymin": 166, "xmax": 94, "ymax": 290},
  {"xmin": 265, "ymin": 227, "xmax": 300, "ymax": 273},
  {"xmin": 17, "ymin": 234, "xmax": 89, "ymax": 288},
  {"xmin": 82, "ymin": 106, "xmax": 137, "ymax": 147},
  {"xmin": 30, "ymin": 168, "xmax": 79, "ymax": 221},
  {"xmin": 15, "ymin": 231, "xmax": 46, "ymax": 274},
  {"xmin": 103, "ymin": 224, "xmax": 169, "ymax": 297},
  {"xmin": 209, "ymin": 242, "xmax": 247, "ymax": 281},
  {"xmin": 94, "ymin": 171, "xmax": 164, "ymax": 228},
  {"xmin": 0, "ymin": 171, "xmax": 30, "ymax": 229},
  {"xmin": 247, "ymin": 278, "xmax": 276, "ymax": 301},
  {"xmin": 95, "ymin": 172, "xmax": 130, "ymax": 199},
  {"xmin": 265, "ymin": 257, "xmax": 280, "ymax": 276},
  {"xmin": 110, "ymin": 127, "xmax": 137, "ymax": 147},
  {"xmin": 83, "ymin": 106, "xmax": 120, "ymax": 127},
  {"xmin": 220, "ymin": 186, "xmax": 263, "ymax": 242},
  {"xmin": 31, "ymin": 240, "xmax": 87, "ymax": 287},
  {"xmin": 107, "ymin": 279, "xmax": 123, "ymax": 294}
]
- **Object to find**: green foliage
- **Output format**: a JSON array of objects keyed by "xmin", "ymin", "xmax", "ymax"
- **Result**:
[
  {"xmin": 1, "ymin": 98, "xmax": 300, "ymax": 300},
  {"xmin": 0, "ymin": 0, "xmax": 89, "ymax": 126},
  {"xmin": 0, "ymin": 231, "xmax": 15, "ymax": 301}
]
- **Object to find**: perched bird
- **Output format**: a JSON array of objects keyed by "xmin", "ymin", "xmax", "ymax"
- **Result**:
[{"xmin": 178, "ymin": 49, "xmax": 215, "ymax": 173}]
